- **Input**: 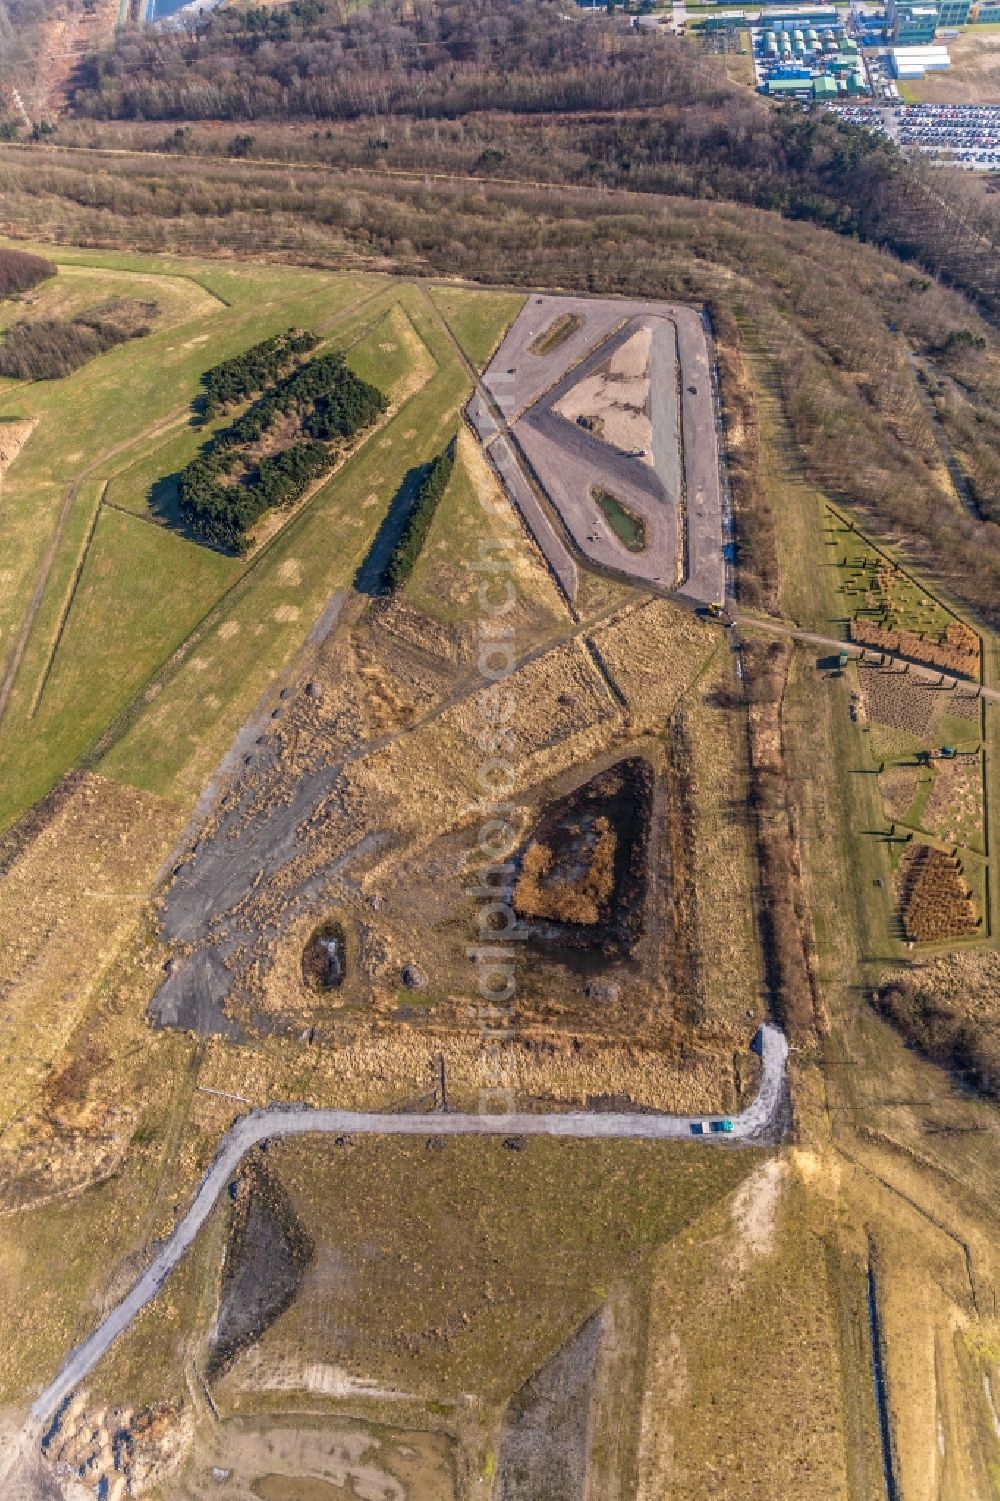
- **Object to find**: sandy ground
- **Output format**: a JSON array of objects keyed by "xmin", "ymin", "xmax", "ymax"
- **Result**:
[
  {"xmin": 554, "ymin": 325, "xmax": 654, "ymax": 462},
  {"xmin": 0, "ymin": 420, "xmax": 36, "ymax": 485},
  {"xmin": 904, "ymin": 31, "xmax": 1000, "ymax": 104},
  {"xmin": 171, "ymin": 1417, "xmax": 456, "ymax": 1501}
]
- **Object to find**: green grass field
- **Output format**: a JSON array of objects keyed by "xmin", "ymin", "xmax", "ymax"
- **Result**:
[
  {"xmin": 429, "ymin": 284, "xmax": 525, "ymax": 369},
  {"xmin": 0, "ymin": 251, "xmax": 523, "ymax": 827},
  {"xmin": 229, "ymin": 1135, "xmax": 760, "ymax": 1404},
  {"xmin": 25, "ymin": 508, "xmax": 237, "ymax": 800},
  {"xmin": 97, "ymin": 283, "xmax": 468, "ymax": 803},
  {"xmin": 403, "ymin": 427, "xmax": 566, "ymax": 634}
]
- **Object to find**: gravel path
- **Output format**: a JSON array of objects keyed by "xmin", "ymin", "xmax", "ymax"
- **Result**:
[{"xmin": 29, "ymin": 1024, "xmax": 787, "ymax": 1429}]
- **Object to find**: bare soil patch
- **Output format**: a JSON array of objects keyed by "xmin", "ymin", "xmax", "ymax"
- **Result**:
[
  {"xmin": 858, "ymin": 663, "xmax": 941, "ymax": 740},
  {"xmin": 496, "ymin": 1311, "xmax": 603, "ymax": 1501},
  {"xmin": 921, "ymin": 756, "xmax": 983, "ymax": 848},
  {"xmin": 878, "ymin": 763, "xmax": 922, "ymax": 823}
]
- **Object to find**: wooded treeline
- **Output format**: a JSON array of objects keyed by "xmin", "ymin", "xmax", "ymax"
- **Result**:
[
  {"xmin": 176, "ymin": 347, "xmax": 387, "ymax": 551},
  {"xmin": 0, "ymin": 297, "xmax": 156, "ymax": 378},
  {"xmin": 0, "ymin": 245, "xmax": 53, "ymax": 295},
  {"xmin": 59, "ymin": 0, "xmax": 1000, "ymax": 318},
  {"xmin": 72, "ymin": 0, "xmax": 696, "ymax": 122},
  {"xmin": 0, "ymin": 142, "xmax": 996, "ymax": 623}
]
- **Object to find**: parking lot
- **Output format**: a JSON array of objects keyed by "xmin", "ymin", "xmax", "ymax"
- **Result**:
[{"xmin": 834, "ymin": 101, "xmax": 1000, "ymax": 168}]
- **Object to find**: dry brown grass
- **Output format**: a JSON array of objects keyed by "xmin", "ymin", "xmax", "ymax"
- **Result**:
[
  {"xmin": 684, "ymin": 652, "xmax": 762, "ymax": 1041},
  {"xmin": 0, "ymin": 772, "xmax": 184, "ymax": 1134},
  {"xmin": 850, "ymin": 618, "xmax": 979, "ymax": 680},
  {"xmin": 587, "ymin": 599, "xmax": 716, "ymax": 731},
  {"xmin": 902, "ymin": 28, "xmax": 1000, "ymax": 104},
  {"xmin": 346, "ymin": 635, "xmax": 621, "ymax": 841},
  {"xmin": 195, "ymin": 1022, "xmax": 740, "ymax": 1115},
  {"xmin": 514, "ymin": 816, "xmax": 616, "ymax": 925}
]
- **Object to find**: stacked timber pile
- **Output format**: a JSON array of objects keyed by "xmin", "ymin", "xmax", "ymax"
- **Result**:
[{"xmin": 849, "ymin": 618, "xmax": 979, "ymax": 680}]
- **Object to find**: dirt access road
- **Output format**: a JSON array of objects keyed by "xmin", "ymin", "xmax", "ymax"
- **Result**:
[
  {"xmin": 739, "ymin": 613, "xmax": 1000, "ymax": 703},
  {"xmin": 25, "ymin": 1024, "xmax": 787, "ymax": 1434}
]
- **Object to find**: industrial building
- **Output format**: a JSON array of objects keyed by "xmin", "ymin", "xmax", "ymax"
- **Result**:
[
  {"xmin": 889, "ymin": 41, "xmax": 952, "ymax": 73},
  {"xmin": 699, "ymin": 11, "xmax": 748, "ymax": 30},
  {"xmin": 760, "ymin": 5, "xmax": 838, "ymax": 24},
  {"xmin": 886, "ymin": 0, "xmax": 940, "ymax": 43},
  {"xmin": 756, "ymin": 14, "xmax": 868, "ymax": 97}
]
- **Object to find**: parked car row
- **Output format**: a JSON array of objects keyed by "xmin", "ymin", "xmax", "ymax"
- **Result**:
[
  {"xmin": 900, "ymin": 104, "xmax": 1000, "ymax": 167},
  {"xmin": 831, "ymin": 102, "xmax": 1000, "ymax": 170}
]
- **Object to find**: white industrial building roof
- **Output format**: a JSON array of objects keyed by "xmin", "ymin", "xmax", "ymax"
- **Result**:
[{"xmin": 890, "ymin": 44, "xmax": 951, "ymax": 76}]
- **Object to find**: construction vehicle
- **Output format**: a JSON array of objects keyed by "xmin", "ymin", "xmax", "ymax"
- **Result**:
[{"xmin": 705, "ymin": 601, "xmax": 734, "ymax": 628}]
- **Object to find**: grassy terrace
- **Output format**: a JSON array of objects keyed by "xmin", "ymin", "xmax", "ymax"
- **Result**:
[{"xmin": 0, "ymin": 250, "xmax": 519, "ymax": 823}]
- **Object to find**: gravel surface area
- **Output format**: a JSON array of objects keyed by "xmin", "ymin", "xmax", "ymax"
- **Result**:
[{"xmin": 477, "ymin": 295, "xmax": 725, "ymax": 603}]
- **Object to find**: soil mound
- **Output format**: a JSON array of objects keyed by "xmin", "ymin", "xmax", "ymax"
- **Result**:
[{"xmin": 208, "ymin": 1159, "xmax": 313, "ymax": 1379}]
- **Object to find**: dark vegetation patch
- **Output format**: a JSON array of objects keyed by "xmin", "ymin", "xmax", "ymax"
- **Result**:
[
  {"xmin": 529, "ymin": 312, "xmax": 582, "ymax": 357},
  {"xmin": 874, "ymin": 978, "xmax": 1000, "ymax": 1099},
  {"xmin": 514, "ymin": 758, "xmax": 652, "ymax": 956},
  {"xmin": 0, "ymin": 299, "xmax": 157, "ymax": 380},
  {"xmin": 208, "ymin": 1158, "xmax": 314, "ymax": 1380},
  {"xmin": 384, "ymin": 438, "xmax": 455, "ymax": 591},
  {"xmin": 496, "ymin": 1311, "xmax": 602, "ymax": 1501},
  {"xmin": 0, "ymin": 246, "xmax": 54, "ymax": 298},
  {"xmin": 302, "ymin": 918, "xmax": 346, "ymax": 992},
  {"xmin": 663, "ymin": 713, "xmax": 703, "ymax": 1027},
  {"xmin": 175, "ymin": 348, "xmax": 387, "ymax": 551},
  {"xmin": 199, "ymin": 327, "xmax": 318, "ymax": 416}
]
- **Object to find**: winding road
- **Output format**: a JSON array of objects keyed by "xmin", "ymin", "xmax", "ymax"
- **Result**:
[{"xmin": 28, "ymin": 1024, "xmax": 787, "ymax": 1431}]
